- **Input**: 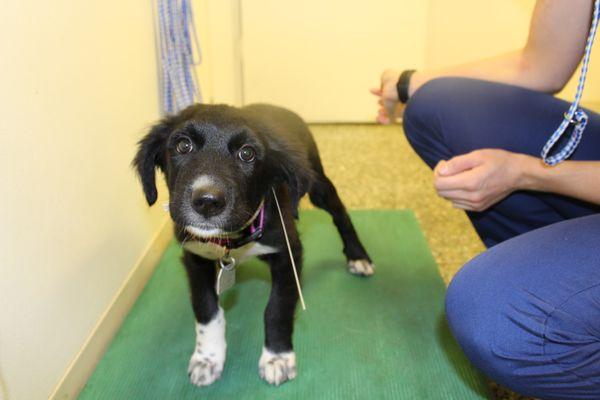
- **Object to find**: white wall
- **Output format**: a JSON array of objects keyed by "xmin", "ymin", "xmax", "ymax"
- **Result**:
[
  {"xmin": 425, "ymin": 0, "xmax": 600, "ymax": 105},
  {"xmin": 240, "ymin": 0, "xmax": 429, "ymax": 122},
  {"xmin": 237, "ymin": 0, "xmax": 536, "ymax": 121},
  {"xmin": 196, "ymin": 0, "xmax": 243, "ymax": 105},
  {"xmin": 228, "ymin": 0, "xmax": 600, "ymax": 121},
  {"xmin": 425, "ymin": 0, "xmax": 535, "ymax": 68},
  {"xmin": 0, "ymin": 1, "xmax": 170, "ymax": 399}
]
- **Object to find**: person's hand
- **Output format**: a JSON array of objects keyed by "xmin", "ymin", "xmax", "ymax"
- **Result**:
[
  {"xmin": 370, "ymin": 69, "xmax": 404, "ymax": 124},
  {"xmin": 433, "ymin": 149, "xmax": 531, "ymax": 211}
]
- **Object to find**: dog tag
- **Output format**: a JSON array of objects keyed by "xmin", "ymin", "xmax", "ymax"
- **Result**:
[{"xmin": 216, "ymin": 255, "xmax": 236, "ymax": 295}]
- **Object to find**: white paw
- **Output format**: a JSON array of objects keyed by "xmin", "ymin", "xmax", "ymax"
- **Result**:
[
  {"xmin": 188, "ymin": 308, "xmax": 226, "ymax": 387},
  {"xmin": 188, "ymin": 353, "xmax": 223, "ymax": 386},
  {"xmin": 258, "ymin": 347, "xmax": 297, "ymax": 386},
  {"xmin": 348, "ymin": 259, "xmax": 375, "ymax": 276}
]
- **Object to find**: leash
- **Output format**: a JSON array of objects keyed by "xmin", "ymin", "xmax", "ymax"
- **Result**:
[
  {"xmin": 271, "ymin": 187, "xmax": 307, "ymax": 311},
  {"xmin": 541, "ymin": 0, "xmax": 600, "ymax": 165},
  {"xmin": 156, "ymin": 0, "xmax": 202, "ymax": 115}
]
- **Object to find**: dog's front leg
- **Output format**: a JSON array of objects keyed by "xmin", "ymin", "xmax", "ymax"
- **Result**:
[
  {"xmin": 259, "ymin": 248, "xmax": 302, "ymax": 386},
  {"xmin": 183, "ymin": 251, "xmax": 226, "ymax": 387}
]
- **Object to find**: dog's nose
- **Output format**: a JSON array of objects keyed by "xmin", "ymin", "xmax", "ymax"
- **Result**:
[{"xmin": 191, "ymin": 187, "xmax": 226, "ymax": 218}]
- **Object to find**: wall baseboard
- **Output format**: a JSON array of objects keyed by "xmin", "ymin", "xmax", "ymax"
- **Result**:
[{"xmin": 49, "ymin": 218, "xmax": 173, "ymax": 399}]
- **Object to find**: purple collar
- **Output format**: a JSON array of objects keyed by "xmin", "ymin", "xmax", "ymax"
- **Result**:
[{"xmin": 199, "ymin": 202, "xmax": 265, "ymax": 249}]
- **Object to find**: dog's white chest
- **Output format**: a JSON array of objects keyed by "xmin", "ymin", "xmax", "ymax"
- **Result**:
[{"xmin": 183, "ymin": 240, "xmax": 278, "ymax": 262}]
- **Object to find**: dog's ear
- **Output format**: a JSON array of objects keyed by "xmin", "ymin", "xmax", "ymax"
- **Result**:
[
  {"xmin": 132, "ymin": 121, "xmax": 171, "ymax": 206},
  {"xmin": 267, "ymin": 141, "xmax": 315, "ymax": 211}
]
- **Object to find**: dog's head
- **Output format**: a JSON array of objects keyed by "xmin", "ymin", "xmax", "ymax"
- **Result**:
[{"xmin": 133, "ymin": 104, "xmax": 312, "ymax": 237}]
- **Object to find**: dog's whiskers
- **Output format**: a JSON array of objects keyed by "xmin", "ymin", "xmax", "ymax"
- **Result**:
[{"xmin": 177, "ymin": 226, "xmax": 194, "ymax": 248}]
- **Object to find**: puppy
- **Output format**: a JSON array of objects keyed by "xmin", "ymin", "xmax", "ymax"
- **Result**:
[{"xmin": 133, "ymin": 103, "xmax": 373, "ymax": 387}]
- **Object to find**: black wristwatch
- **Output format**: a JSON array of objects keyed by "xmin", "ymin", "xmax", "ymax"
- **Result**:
[{"xmin": 396, "ymin": 69, "xmax": 416, "ymax": 104}]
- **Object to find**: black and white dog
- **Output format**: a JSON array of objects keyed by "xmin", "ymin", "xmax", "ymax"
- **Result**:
[{"xmin": 133, "ymin": 104, "xmax": 373, "ymax": 387}]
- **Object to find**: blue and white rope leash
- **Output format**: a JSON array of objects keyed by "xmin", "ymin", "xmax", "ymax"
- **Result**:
[
  {"xmin": 541, "ymin": 0, "xmax": 600, "ymax": 166},
  {"xmin": 156, "ymin": 0, "xmax": 202, "ymax": 115}
]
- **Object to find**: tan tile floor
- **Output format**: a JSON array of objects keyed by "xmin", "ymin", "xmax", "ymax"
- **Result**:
[
  {"xmin": 304, "ymin": 123, "xmax": 486, "ymax": 284},
  {"xmin": 304, "ymin": 124, "xmax": 532, "ymax": 400}
]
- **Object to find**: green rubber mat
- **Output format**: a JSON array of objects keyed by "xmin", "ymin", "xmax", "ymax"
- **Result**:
[{"xmin": 80, "ymin": 210, "xmax": 488, "ymax": 399}]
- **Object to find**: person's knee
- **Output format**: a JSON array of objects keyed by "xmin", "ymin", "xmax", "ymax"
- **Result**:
[
  {"xmin": 404, "ymin": 77, "xmax": 454, "ymax": 117},
  {"xmin": 402, "ymin": 78, "xmax": 464, "ymax": 168},
  {"xmin": 402, "ymin": 78, "xmax": 449, "ymax": 145}
]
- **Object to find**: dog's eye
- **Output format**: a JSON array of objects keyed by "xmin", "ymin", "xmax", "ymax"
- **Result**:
[
  {"xmin": 238, "ymin": 145, "xmax": 256, "ymax": 162},
  {"xmin": 175, "ymin": 138, "xmax": 193, "ymax": 154}
]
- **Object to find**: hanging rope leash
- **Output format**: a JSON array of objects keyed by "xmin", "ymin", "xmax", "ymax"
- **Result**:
[
  {"xmin": 541, "ymin": 0, "xmax": 600, "ymax": 165},
  {"xmin": 156, "ymin": 0, "xmax": 202, "ymax": 115}
]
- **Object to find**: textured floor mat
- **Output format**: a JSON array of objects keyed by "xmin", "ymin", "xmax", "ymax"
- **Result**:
[{"xmin": 80, "ymin": 210, "xmax": 488, "ymax": 399}]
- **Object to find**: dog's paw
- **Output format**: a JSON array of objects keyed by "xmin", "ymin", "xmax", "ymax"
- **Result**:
[
  {"xmin": 188, "ymin": 354, "xmax": 223, "ymax": 386},
  {"xmin": 258, "ymin": 347, "xmax": 297, "ymax": 386},
  {"xmin": 348, "ymin": 259, "xmax": 374, "ymax": 276},
  {"xmin": 188, "ymin": 307, "xmax": 226, "ymax": 387}
]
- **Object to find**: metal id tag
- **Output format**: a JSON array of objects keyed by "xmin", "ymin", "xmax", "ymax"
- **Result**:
[{"xmin": 216, "ymin": 255, "xmax": 236, "ymax": 295}]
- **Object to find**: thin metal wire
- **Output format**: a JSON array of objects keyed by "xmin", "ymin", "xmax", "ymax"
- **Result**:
[{"xmin": 271, "ymin": 187, "xmax": 306, "ymax": 311}]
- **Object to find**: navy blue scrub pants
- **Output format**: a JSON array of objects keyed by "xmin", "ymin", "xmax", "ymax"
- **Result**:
[{"xmin": 403, "ymin": 78, "xmax": 600, "ymax": 399}]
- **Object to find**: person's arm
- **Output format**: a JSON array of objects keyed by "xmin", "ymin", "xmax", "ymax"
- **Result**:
[
  {"xmin": 433, "ymin": 150, "xmax": 600, "ymax": 211},
  {"xmin": 372, "ymin": 0, "xmax": 593, "ymax": 123},
  {"xmin": 521, "ymin": 157, "xmax": 600, "ymax": 205},
  {"xmin": 412, "ymin": 0, "xmax": 591, "ymax": 95}
]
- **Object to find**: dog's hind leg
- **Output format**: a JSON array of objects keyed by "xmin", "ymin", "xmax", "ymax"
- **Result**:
[
  {"xmin": 258, "ymin": 247, "xmax": 302, "ymax": 386},
  {"xmin": 308, "ymin": 172, "xmax": 374, "ymax": 276},
  {"xmin": 183, "ymin": 251, "xmax": 226, "ymax": 387}
]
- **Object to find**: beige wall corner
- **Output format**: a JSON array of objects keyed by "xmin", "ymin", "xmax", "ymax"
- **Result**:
[
  {"xmin": 0, "ymin": 1, "xmax": 172, "ymax": 399},
  {"xmin": 195, "ymin": 0, "xmax": 243, "ymax": 106},
  {"xmin": 48, "ymin": 218, "xmax": 172, "ymax": 400}
]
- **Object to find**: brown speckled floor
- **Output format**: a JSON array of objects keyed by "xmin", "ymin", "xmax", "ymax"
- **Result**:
[
  {"xmin": 304, "ymin": 124, "xmax": 533, "ymax": 400},
  {"xmin": 304, "ymin": 123, "xmax": 485, "ymax": 284}
]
